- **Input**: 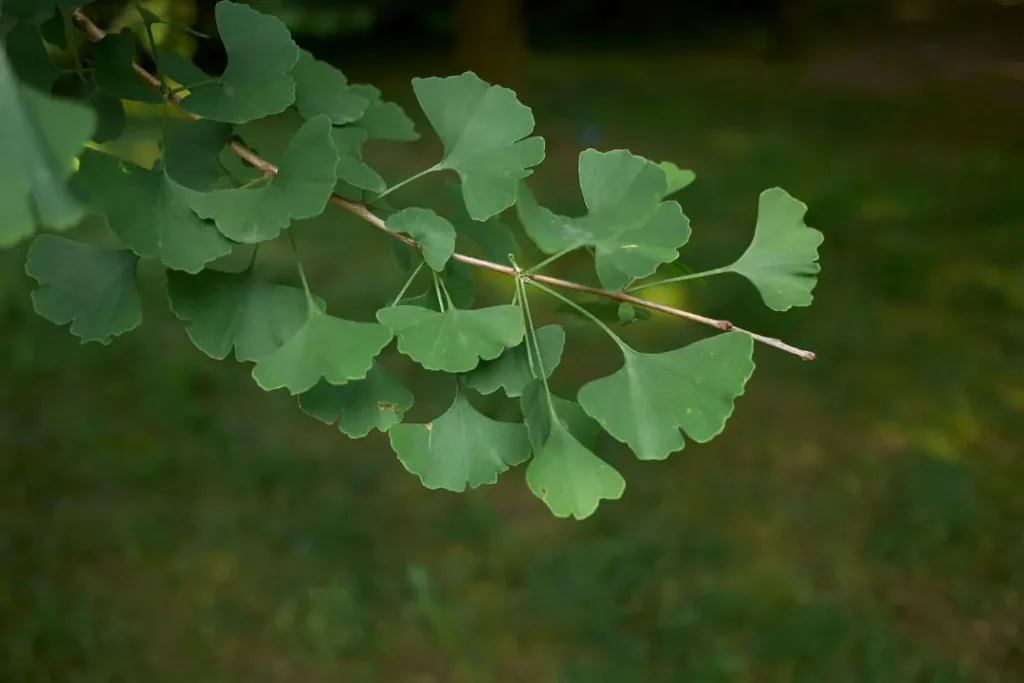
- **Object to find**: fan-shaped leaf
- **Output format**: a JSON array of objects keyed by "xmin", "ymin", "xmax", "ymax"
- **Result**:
[
  {"xmin": 464, "ymin": 325, "xmax": 565, "ymax": 397},
  {"xmin": 726, "ymin": 188, "xmax": 824, "ymax": 311},
  {"xmin": 349, "ymin": 84, "xmax": 418, "ymax": 141},
  {"xmin": 25, "ymin": 235, "xmax": 140, "ymax": 344},
  {"xmin": 376, "ymin": 304, "xmax": 525, "ymax": 373},
  {"xmin": 389, "ymin": 391, "xmax": 529, "ymax": 491},
  {"xmin": 412, "ymin": 72, "xmax": 545, "ymax": 220},
  {"xmin": 4, "ymin": 22, "xmax": 61, "ymax": 91},
  {"xmin": 445, "ymin": 180, "xmax": 518, "ymax": 262},
  {"xmin": 577, "ymin": 331, "xmax": 754, "ymax": 461},
  {"xmin": 299, "ymin": 363, "xmax": 413, "ymax": 438},
  {"xmin": 1, "ymin": 0, "xmax": 78, "ymax": 22},
  {"xmin": 385, "ymin": 208, "xmax": 456, "ymax": 271},
  {"xmin": 659, "ymin": 161, "xmax": 696, "ymax": 197},
  {"xmin": 291, "ymin": 49, "xmax": 368, "ymax": 124},
  {"xmin": 330, "ymin": 126, "xmax": 385, "ymax": 193},
  {"xmin": 92, "ymin": 29, "xmax": 163, "ymax": 103}
]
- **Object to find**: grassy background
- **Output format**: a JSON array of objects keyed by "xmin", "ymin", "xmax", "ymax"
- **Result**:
[{"xmin": 1, "ymin": 42, "xmax": 1022, "ymax": 682}]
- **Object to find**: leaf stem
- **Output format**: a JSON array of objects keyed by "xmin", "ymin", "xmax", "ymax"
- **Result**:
[
  {"xmin": 391, "ymin": 261, "xmax": 425, "ymax": 306},
  {"xmin": 372, "ymin": 164, "xmax": 440, "ymax": 204},
  {"xmin": 515, "ymin": 277, "xmax": 538, "ymax": 380},
  {"xmin": 432, "ymin": 271, "xmax": 446, "ymax": 312},
  {"xmin": 627, "ymin": 267, "xmax": 728, "ymax": 293},
  {"xmin": 166, "ymin": 78, "xmax": 220, "ymax": 95},
  {"xmin": 526, "ymin": 280, "xmax": 625, "ymax": 349},
  {"xmin": 525, "ymin": 245, "xmax": 578, "ymax": 275},
  {"xmin": 135, "ymin": 0, "xmax": 166, "ymax": 92},
  {"xmin": 437, "ymin": 271, "xmax": 456, "ymax": 309},
  {"xmin": 246, "ymin": 244, "xmax": 260, "ymax": 271},
  {"xmin": 287, "ymin": 231, "xmax": 315, "ymax": 306}
]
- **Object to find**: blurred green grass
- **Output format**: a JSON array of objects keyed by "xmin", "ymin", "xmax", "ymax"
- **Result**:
[{"xmin": 1, "ymin": 49, "xmax": 1022, "ymax": 682}]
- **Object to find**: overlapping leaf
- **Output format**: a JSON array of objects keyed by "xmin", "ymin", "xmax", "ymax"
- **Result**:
[
  {"xmin": 1, "ymin": 0, "xmax": 78, "ymax": 21},
  {"xmin": 177, "ymin": 1, "xmax": 299, "ymax": 123},
  {"xmin": 252, "ymin": 302, "xmax": 393, "ymax": 395},
  {"xmin": 412, "ymin": 72, "xmax": 545, "ymax": 220},
  {"xmin": 0, "ymin": 53, "xmax": 96, "ymax": 247},
  {"xmin": 385, "ymin": 208, "xmax": 455, "ymax": 271},
  {"xmin": 299, "ymin": 363, "xmax": 413, "ymax": 438},
  {"xmin": 464, "ymin": 325, "xmax": 565, "ymax": 397},
  {"xmin": 166, "ymin": 268, "xmax": 310, "ymax": 362},
  {"xmin": 330, "ymin": 126, "xmax": 386, "ymax": 193},
  {"xmin": 659, "ymin": 161, "xmax": 696, "ymax": 197},
  {"xmin": 521, "ymin": 381, "xmax": 624, "ymax": 519},
  {"xmin": 725, "ymin": 188, "xmax": 824, "ymax": 311},
  {"xmin": 291, "ymin": 49, "xmax": 368, "ymax": 124},
  {"xmin": 349, "ymin": 84, "xmax": 418, "ymax": 141},
  {"xmin": 389, "ymin": 391, "xmax": 529, "ymax": 491},
  {"xmin": 577, "ymin": 332, "xmax": 755, "ymax": 461},
  {"xmin": 184, "ymin": 115, "xmax": 338, "ymax": 243},
  {"xmin": 517, "ymin": 149, "xmax": 691, "ymax": 290},
  {"xmin": 4, "ymin": 22, "xmax": 60, "ymax": 91},
  {"xmin": 25, "ymin": 235, "xmax": 141, "ymax": 344},
  {"xmin": 376, "ymin": 304, "xmax": 524, "ymax": 373},
  {"xmin": 445, "ymin": 180, "xmax": 518, "ymax": 262},
  {"xmin": 92, "ymin": 29, "xmax": 163, "ymax": 103}
]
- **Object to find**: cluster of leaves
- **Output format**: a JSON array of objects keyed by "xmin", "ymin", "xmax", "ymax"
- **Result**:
[{"xmin": 0, "ymin": 0, "xmax": 823, "ymax": 519}]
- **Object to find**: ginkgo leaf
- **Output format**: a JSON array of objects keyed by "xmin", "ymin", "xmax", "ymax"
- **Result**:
[
  {"xmin": 73, "ymin": 149, "xmax": 232, "ymax": 273},
  {"xmin": 184, "ymin": 115, "xmax": 338, "ymax": 243},
  {"xmin": 376, "ymin": 304, "xmax": 525, "ymax": 373},
  {"xmin": 299, "ymin": 363, "xmax": 413, "ymax": 438},
  {"xmin": 412, "ymin": 72, "xmax": 545, "ymax": 220},
  {"xmin": 252, "ymin": 303, "xmax": 393, "ymax": 395},
  {"xmin": 92, "ymin": 29, "xmax": 163, "ymax": 103},
  {"xmin": 4, "ymin": 22, "xmax": 61, "ymax": 91},
  {"xmin": 517, "ymin": 150, "xmax": 690, "ymax": 289},
  {"xmin": 725, "ymin": 188, "xmax": 824, "ymax": 311},
  {"xmin": 25, "ymin": 235, "xmax": 141, "ymax": 344},
  {"xmin": 445, "ymin": 180, "xmax": 518, "ymax": 262},
  {"xmin": 1, "ymin": 0, "xmax": 78, "ymax": 21},
  {"xmin": 389, "ymin": 391, "xmax": 529, "ymax": 491},
  {"xmin": 291, "ymin": 49, "xmax": 369, "ymax": 124},
  {"xmin": 384, "ymin": 208, "xmax": 455, "ymax": 271},
  {"xmin": 464, "ymin": 325, "xmax": 565, "ymax": 398},
  {"xmin": 349, "ymin": 84, "xmax": 418, "ymax": 141},
  {"xmin": 177, "ymin": 1, "xmax": 299, "ymax": 123},
  {"xmin": 521, "ymin": 381, "xmax": 624, "ymax": 519},
  {"xmin": 577, "ymin": 331, "xmax": 754, "ymax": 461},
  {"xmin": 330, "ymin": 126, "xmax": 386, "ymax": 193},
  {"xmin": 166, "ymin": 268, "xmax": 310, "ymax": 362},
  {"xmin": 0, "ymin": 57, "xmax": 96, "ymax": 247},
  {"xmin": 659, "ymin": 161, "xmax": 696, "ymax": 197}
]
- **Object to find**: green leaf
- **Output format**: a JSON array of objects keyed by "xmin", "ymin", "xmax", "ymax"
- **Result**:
[
  {"xmin": 330, "ymin": 126, "xmax": 385, "ymax": 193},
  {"xmin": 4, "ymin": 22, "xmax": 61, "ymax": 91},
  {"xmin": 154, "ymin": 47, "xmax": 209, "ymax": 88},
  {"xmin": 291, "ymin": 49, "xmax": 368, "ymax": 124},
  {"xmin": 0, "ymin": 57, "xmax": 96, "ymax": 247},
  {"xmin": 137, "ymin": 6, "xmax": 210, "ymax": 38},
  {"xmin": 617, "ymin": 303, "xmax": 636, "ymax": 324},
  {"xmin": 177, "ymin": 1, "xmax": 299, "ymax": 123},
  {"xmin": 517, "ymin": 150, "xmax": 690, "ymax": 290},
  {"xmin": 725, "ymin": 188, "xmax": 824, "ymax": 311},
  {"xmin": 299, "ymin": 363, "xmax": 413, "ymax": 438},
  {"xmin": 86, "ymin": 87, "xmax": 126, "ymax": 143},
  {"xmin": 184, "ymin": 115, "xmax": 338, "ymax": 243},
  {"xmin": 521, "ymin": 382, "xmax": 624, "ymax": 519},
  {"xmin": 164, "ymin": 119, "xmax": 235, "ymax": 189},
  {"xmin": 577, "ymin": 331, "xmax": 754, "ymax": 461},
  {"xmin": 73, "ymin": 149, "xmax": 232, "ymax": 273},
  {"xmin": 252, "ymin": 304, "xmax": 393, "ymax": 395},
  {"xmin": 521, "ymin": 382, "xmax": 602, "ymax": 452},
  {"xmin": 349, "ymin": 84, "xmax": 417, "ymax": 141},
  {"xmin": 376, "ymin": 304, "xmax": 525, "ymax": 373},
  {"xmin": 412, "ymin": 72, "xmax": 545, "ymax": 220},
  {"xmin": 659, "ymin": 161, "xmax": 696, "ymax": 197},
  {"xmin": 92, "ymin": 29, "xmax": 163, "ymax": 103},
  {"xmin": 464, "ymin": 325, "xmax": 565, "ymax": 398},
  {"xmin": 0, "ymin": 0, "xmax": 78, "ymax": 22},
  {"xmin": 445, "ymin": 180, "xmax": 518, "ymax": 262},
  {"xmin": 384, "ymin": 208, "xmax": 455, "ymax": 272},
  {"xmin": 389, "ymin": 391, "xmax": 529, "ymax": 491},
  {"xmin": 166, "ymin": 268, "xmax": 310, "ymax": 362},
  {"xmin": 25, "ymin": 235, "xmax": 141, "ymax": 344}
]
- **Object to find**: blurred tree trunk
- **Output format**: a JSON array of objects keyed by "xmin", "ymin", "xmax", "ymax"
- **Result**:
[{"xmin": 454, "ymin": 0, "xmax": 527, "ymax": 92}]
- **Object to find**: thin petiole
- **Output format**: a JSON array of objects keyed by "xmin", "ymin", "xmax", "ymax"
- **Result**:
[
  {"xmin": 371, "ymin": 164, "xmax": 440, "ymax": 204},
  {"xmin": 287, "ymin": 231, "xmax": 315, "ymax": 307},
  {"xmin": 525, "ymin": 245, "xmax": 579, "ymax": 275},
  {"xmin": 166, "ymin": 78, "xmax": 220, "ymax": 96},
  {"xmin": 627, "ymin": 267, "xmax": 727, "ymax": 293},
  {"xmin": 527, "ymin": 280, "xmax": 626, "ymax": 349},
  {"xmin": 246, "ymin": 244, "xmax": 260, "ymax": 271},
  {"xmin": 432, "ymin": 271, "xmax": 446, "ymax": 312},
  {"xmin": 391, "ymin": 262, "xmax": 425, "ymax": 306},
  {"xmin": 437, "ymin": 271, "xmax": 456, "ymax": 309},
  {"xmin": 515, "ymin": 276, "xmax": 538, "ymax": 380}
]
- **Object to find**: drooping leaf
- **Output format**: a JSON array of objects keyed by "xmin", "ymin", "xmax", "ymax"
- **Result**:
[
  {"xmin": 521, "ymin": 382, "xmax": 602, "ymax": 452},
  {"xmin": 412, "ymin": 72, "xmax": 545, "ymax": 220},
  {"xmin": 518, "ymin": 149, "xmax": 690, "ymax": 290},
  {"xmin": 4, "ymin": 22, "xmax": 61, "ymax": 91},
  {"xmin": 464, "ymin": 325, "xmax": 565, "ymax": 397},
  {"xmin": 299, "ymin": 363, "xmax": 413, "ymax": 438},
  {"xmin": 73, "ymin": 149, "xmax": 232, "ymax": 273},
  {"xmin": 349, "ymin": 84, "xmax": 417, "ymax": 141},
  {"xmin": 521, "ymin": 382, "xmax": 624, "ymax": 519},
  {"xmin": 725, "ymin": 188, "xmax": 824, "ymax": 311},
  {"xmin": 659, "ymin": 161, "xmax": 696, "ymax": 197},
  {"xmin": 92, "ymin": 29, "xmax": 163, "ymax": 103},
  {"xmin": 166, "ymin": 268, "xmax": 310, "ymax": 362},
  {"xmin": 389, "ymin": 391, "xmax": 529, "ymax": 491},
  {"xmin": 252, "ymin": 303, "xmax": 393, "ymax": 395},
  {"xmin": 384, "ymin": 208, "xmax": 455, "ymax": 272},
  {"xmin": 376, "ymin": 304, "xmax": 525, "ymax": 373},
  {"xmin": 177, "ymin": 1, "xmax": 299, "ymax": 123},
  {"xmin": 0, "ymin": 67, "xmax": 96, "ymax": 247},
  {"xmin": 577, "ymin": 331, "xmax": 754, "ymax": 461},
  {"xmin": 184, "ymin": 115, "xmax": 338, "ymax": 243},
  {"xmin": 291, "ymin": 49, "xmax": 369, "ymax": 124},
  {"xmin": 330, "ymin": 126, "xmax": 385, "ymax": 193},
  {"xmin": 25, "ymin": 235, "xmax": 141, "ymax": 344},
  {"xmin": 445, "ymin": 180, "xmax": 518, "ymax": 262}
]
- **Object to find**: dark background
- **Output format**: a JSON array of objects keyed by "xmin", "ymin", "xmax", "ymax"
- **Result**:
[{"xmin": 2, "ymin": 0, "xmax": 1023, "ymax": 681}]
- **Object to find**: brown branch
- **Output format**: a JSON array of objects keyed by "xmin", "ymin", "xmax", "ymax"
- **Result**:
[{"xmin": 70, "ymin": 8, "xmax": 817, "ymax": 362}]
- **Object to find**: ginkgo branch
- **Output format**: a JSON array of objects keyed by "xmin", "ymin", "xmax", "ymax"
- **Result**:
[{"xmin": 70, "ymin": 7, "xmax": 817, "ymax": 363}]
